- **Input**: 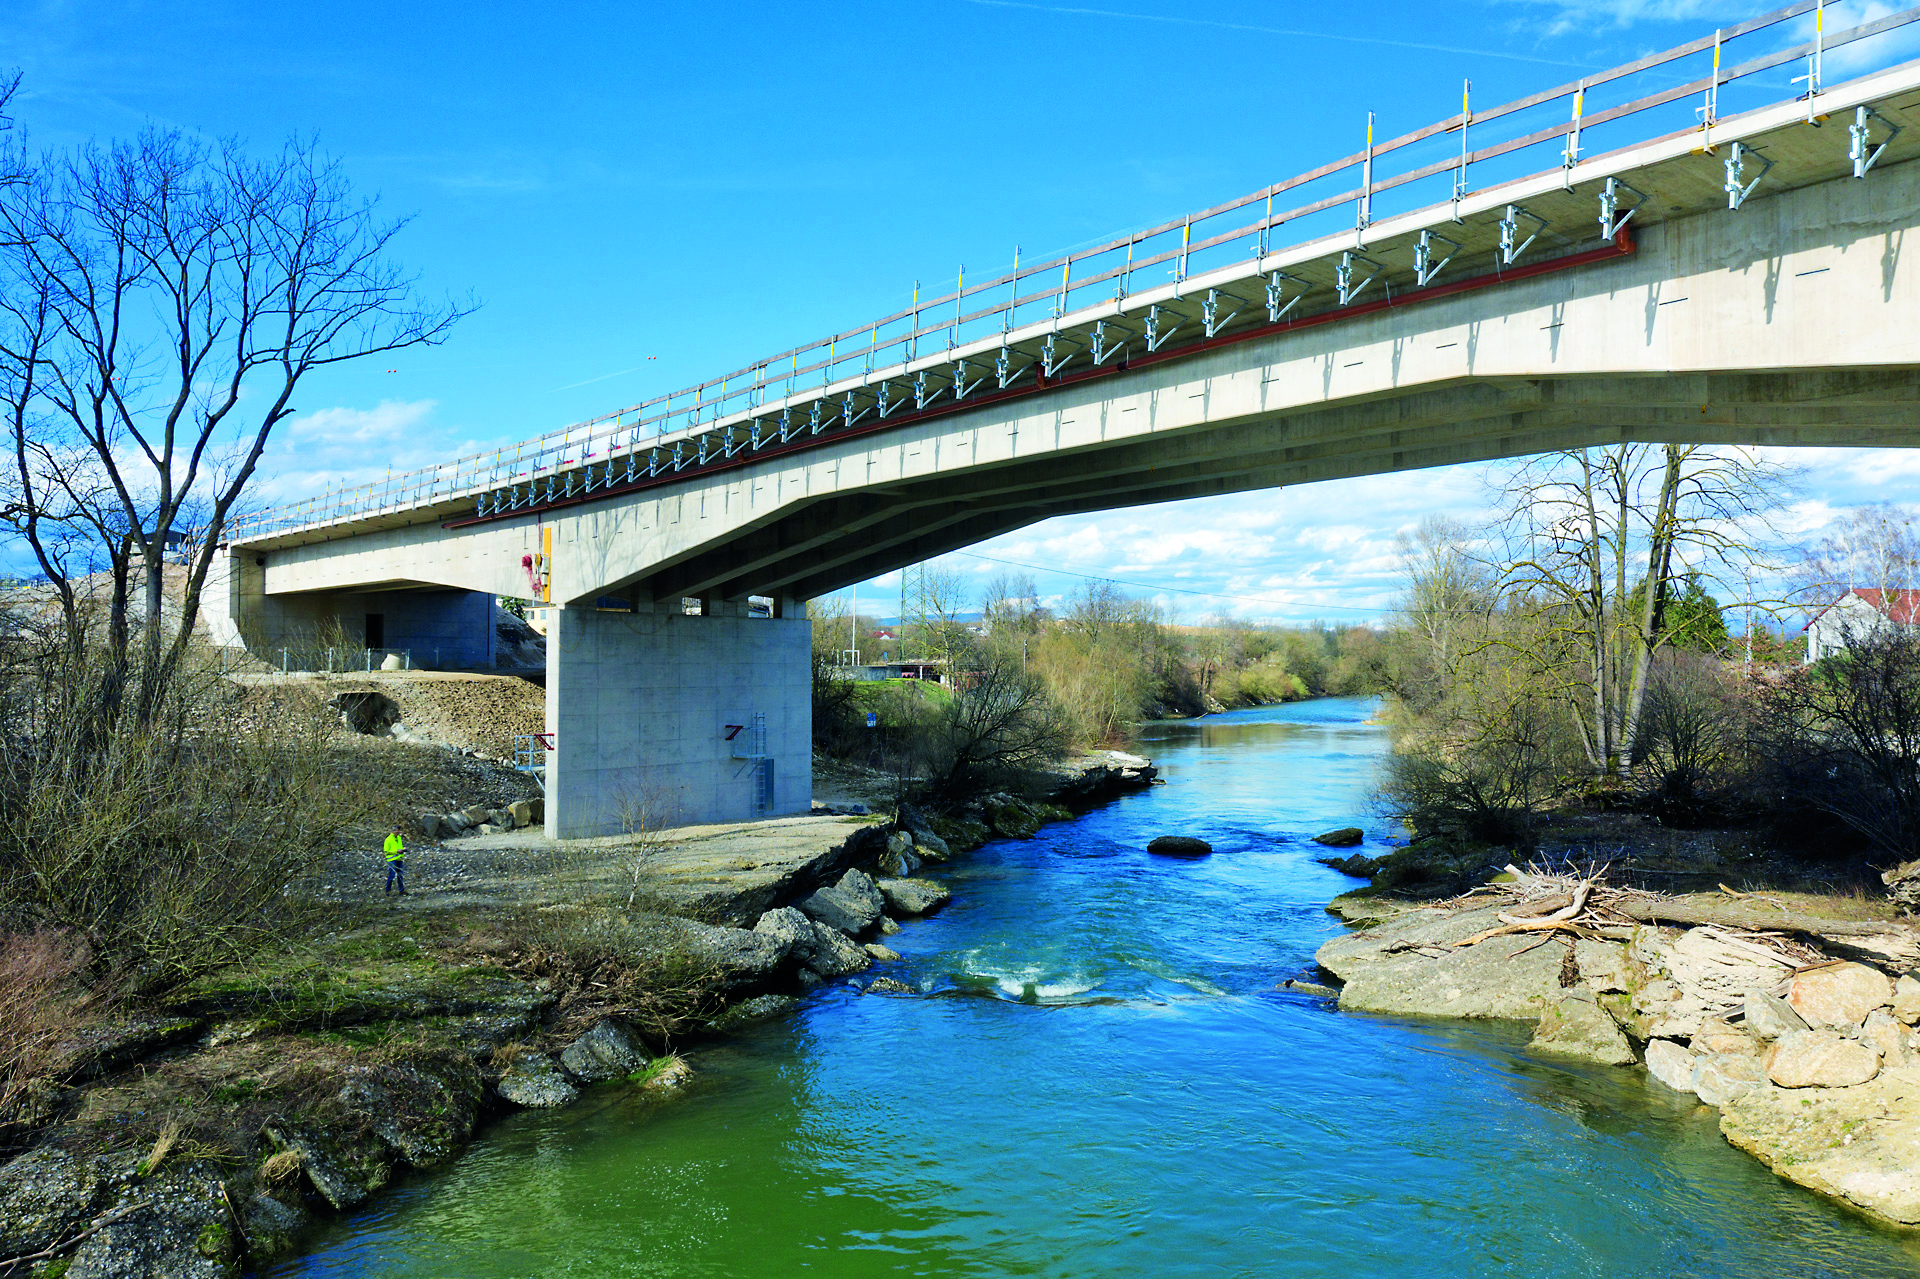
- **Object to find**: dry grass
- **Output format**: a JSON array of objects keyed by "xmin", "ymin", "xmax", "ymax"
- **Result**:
[
  {"xmin": 139, "ymin": 1117, "xmax": 183, "ymax": 1176},
  {"xmin": 0, "ymin": 930, "xmax": 99, "ymax": 1141},
  {"xmin": 260, "ymin": 1149, "xmax": 302, "ymax": 1187}
]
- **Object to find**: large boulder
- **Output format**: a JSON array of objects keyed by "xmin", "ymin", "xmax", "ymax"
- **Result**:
[
  {"xmin": 982, "ymin": 795, "xmax": 1041, "ymax": 839},
  {"xmin": 929, "ymin": 813, "xmax": 991, "ymax": 854},
  {"xmin": 752, "ymin": 907, "xmax": 814, "ymax": 955},
  {"xmin": 798, "ymin": 869, "xmax": 884, "ymax": 936},
  {"xmin": 1864, "ymin": 1009, "xmax": 1910, "ymax": 1066},
  {"xmin": 876, "ymin": 832, "xmax": 922, "ymax": 878},
  {"xmin": 1147, "ymin": 836, "xmax": 1212, "ymax": 858},
  {"xmin": 756, "ymin": 906, "xmax": 869, "ymax": 979},
  {"xmin": 1786, "ymin": 962, "xmax": 1894, "ymax": 1030},
  {"xmin": 1741, "ymin": 988, "xmax": 1810, "ymax": 1041},
  {"xmin": 1722, "ymin": 1064, "xmax": 1920, "ymax": 1225},
  {"xmin": 1639, "ymin": 926, "xmax": 1796, "ymax": 1040},
  {"xmin": 878, "ymin": 877, "xmax": 951, "ymax": 917},
  {"xmin": 335, "ymin": 1060, "xmax": 484, "ymax": 1169},
  {"xmin": 559, "ymin": 1018, "xmax": 648, "ymax": 1084},
  {"xmin": 1765, "ymin": 1030, "xmax": 1882, "ymax": 1088},
  {"xmin": 672, "ymin": 919, "xmax": 790, "ymax": 991},
  {"xmin": 1691, "ymin": 1051, "xmax": 1768, "ymax": 1106},
  {"xmin": 1644, "ymin": 1039, "xmax": 1697, "ymax": 1092},
  {"xmin": 1312, "ymin": 827, "xmax": 1365, "ymax": 847},
  {"xmin": 1573, "ymin": 939, "xmax": 1640, "ymax": 994},
  {"xmin": 912, "ymin": 831, "xmax": 953, "ymax": 862},
  {"xmin": 262, "ymin": 1119, "xmax": 390, "ymax": 1211},
  {"xmin": 1895, "ymin": 974, "xmax": 1920, "ymax": 1025},
  {"xmin": 1314, "ymin": 905, "xmax": 1565, "ymax": 1020},
  {"xmin": 707, "ymin": 994, "xmax": 798, "ymax": 1032},
  {"xmin": 800, "ymin": 919, "xmax": 872, "ymax": 978},
  {"xmin": 1530, "ymin": 987, "xmax": 1636, "ymax": 1065},
  {"xmin": 496, "ymin": 1054, "xmax": 579, "ymax": 1108}
]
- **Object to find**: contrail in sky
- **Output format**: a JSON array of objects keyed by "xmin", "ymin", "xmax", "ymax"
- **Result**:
[{"xmin": 960, "ymin": 0, "xmax": 1598, "ymax": 68}]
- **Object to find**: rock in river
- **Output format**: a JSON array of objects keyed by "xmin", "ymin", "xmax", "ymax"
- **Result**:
[
  {"xmin": 1147, "ymin": 836, "xmax": 1212, "ymax": 858},
  {"xmin": 1313, "ymin": 827, "xmax": 1365, "ymax": 847},
  {"xmin": 560, "ymin": 1018, "xmax": 648, "ymax": 1084},
  {"xmin": 799, "ymin": 868, "xmax": 885, "ymax": 936},
  {"xmin": 1722, "ymin": 1062, "xmax": 1920, "ymax": 1225},
  {"xmin": 1314, "ymin": 904, "xmax": 1565, "ymax": 1020},
  {"xmin": 878, "ymin": 877, "xmax": 951, "ymax": 916},
  {"xmin": 1643, "ymin": 1039, "xmax": 1697, "ymax": 1092},
  {"xmin": 802, "ymin": 919, "xmax": 872, "ymax": 978},
  {"xmin": 1530, "ymin": 986, "xmax": 1636, "ymax": 1066},
  {"xmin": 671, "ymin": 918, "xmax": 791, "ymax": 990},
  {"xmin": 497, "ymin": 1053, "xmax": 579, "ymax": 1108}
]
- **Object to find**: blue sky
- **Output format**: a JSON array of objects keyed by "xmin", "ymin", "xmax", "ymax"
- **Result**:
[{"xmin": 6, "ymin": 0, "xmax": 1914, "ymax": 623}]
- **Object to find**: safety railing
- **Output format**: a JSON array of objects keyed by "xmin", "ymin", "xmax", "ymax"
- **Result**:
[{"xmin": 223, "ymin": 1, "xmax": 1919, "ymax": 542}]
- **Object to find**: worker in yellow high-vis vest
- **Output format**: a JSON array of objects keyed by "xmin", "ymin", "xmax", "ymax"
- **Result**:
[{"xmin": 383, "ymin": 828, "xmax": 407, "ymax": 896}]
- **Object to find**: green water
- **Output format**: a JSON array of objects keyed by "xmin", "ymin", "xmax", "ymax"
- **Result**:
[{"xmin": 271, "ymin": 699, "xmax": 1920, "ymax": 1277}]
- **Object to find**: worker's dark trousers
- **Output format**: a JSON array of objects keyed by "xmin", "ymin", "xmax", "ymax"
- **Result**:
[{"xmin": 385, "ymin": 860, "xmax": 406, "ymax": 893}]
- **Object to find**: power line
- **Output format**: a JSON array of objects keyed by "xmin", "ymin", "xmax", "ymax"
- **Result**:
[{"xmin": 946, "ymin": 549, "xmax": 1387, "ymax": 616}]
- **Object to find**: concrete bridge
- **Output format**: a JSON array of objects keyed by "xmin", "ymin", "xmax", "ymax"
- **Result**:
[{"xmin": 209, "ymin": 6, "xmax": 1920, "ymax": 836}]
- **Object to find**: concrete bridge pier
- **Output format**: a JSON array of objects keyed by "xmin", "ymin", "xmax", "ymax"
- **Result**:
[{"xmin": 543, "ymin": 598, "xmax": 812, "ymax": 838}]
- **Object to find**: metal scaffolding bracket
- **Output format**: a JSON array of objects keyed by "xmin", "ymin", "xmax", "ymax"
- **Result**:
[
  {"xmin": 844, "ymin": 390, "xmax": 871, "ymax": 428},
  {"xmin": 671, "ymin": 440, "xmax": 691, "ymax": 472},
  {"xmin": 1337, "ymin": 251, "xmax": 1382, "ymax": 306},
  {"xmin": 953, "ymin": 358, "xmax": 985, "ymax": 400},
  {"xmin": 996, "ymin": 342, "xmax": 1033, "ymax": 390},
  {"xmin": 808, "ymin": 400, "xmax": 826, "ymax": 435},
  {"xmin": 1598, "ymin": 177, "xmax": 1643, "ymax": 240},
  {"xmin": 913, "ymin": 369, "xmax": 947, "ymax": 411},
  {"xmin": 778, "ymin": 407, "xmax": 801, "ymax": 443},
  {"xmin": 1265, "ymin": 271, "xmax": 1307, "ymax": 323},
  {"xmin": 646, "ymin": 446, "xmax": 664, "ymax": 477},
  {"xmin": 697, "ymin": 434, "xmax": 716, "ymax": 465},
  {"xmin": 1144, "ymin": 304, "xmax": 1182, "ymax": 352},
  {"xmin": 877, "ymin": 382, "xmax": 906, "ymax": 420},
  {"xmin": 1091, "ymin": 319, "xmax": 1133, "ymax": 366},
  {"xmin": 1851, "ymin": 104, "xmax": 1901, "ymax": 178},
  {"xmin": 1042, "ymin": 332, "xmax": 1081, "ymax": 378},
  {"xmin": 1203, "ymin": 289, "xmax": 1251, "ymax": 338},
  {"xmin": 723, "ymin": 424, "xmax": 749, "ymax": 458},
  {"xmin": 1499, "ymin": 204, "xmax": 1547, "ymax": 265},
  {"xmin": 1724, "ymin": 141, "xmax": 1774, "ymax": 210},
  {"xmin": 1413, "ymin": 230, "xmax": 1460, "ymax": 287}
]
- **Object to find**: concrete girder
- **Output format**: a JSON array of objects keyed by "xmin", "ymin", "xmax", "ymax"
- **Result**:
[{"xmin": 689, "ymin": 385, "xmax": 1916, "ymax": 600}]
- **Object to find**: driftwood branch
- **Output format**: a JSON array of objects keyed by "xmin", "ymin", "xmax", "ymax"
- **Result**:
[{"xmin": 1458, "ymin": 874, "xmax": 1599, "ymax": 946}]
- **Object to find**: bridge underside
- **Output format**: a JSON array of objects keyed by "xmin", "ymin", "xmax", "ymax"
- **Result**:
[{"xmin": 632, "ymin": 369, "xmax": 1917, "ymax": 605}]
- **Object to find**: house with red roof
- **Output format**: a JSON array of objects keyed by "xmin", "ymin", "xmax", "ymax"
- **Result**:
[{"xmin": 1804, "ymin": 588, "xmax": 1920, "ymax": 661}]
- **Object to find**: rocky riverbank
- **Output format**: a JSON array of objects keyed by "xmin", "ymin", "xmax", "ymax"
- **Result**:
[
  {"xmin": 0, "ymin": 752, "xmax": 1155, "ymax": 1278},
  {"xmin": 1315, "ymin": 874, "xmax": 1920, "ymax": 1228}
]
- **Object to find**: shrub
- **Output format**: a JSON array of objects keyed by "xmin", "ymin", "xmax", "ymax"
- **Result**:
[{"xmin": 0, "ymin": 639, "xmax": 355, "ymax": 993}]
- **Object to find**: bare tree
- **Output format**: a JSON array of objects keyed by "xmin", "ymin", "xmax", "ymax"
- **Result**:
[
  {"xmin": 1795, "ymin": 503, "xmax": 1920, "ymax": 607},
  {"xmin": 0, "ymin": 123, "xmax": 470, "ymax": 723},
  {"xmin": 1487, "ymin": 444, "xmax": 1787, "ymax": 777},
  {"xmin": 915, "ymin": 562, "xmax": 974, "ymax": 668}
]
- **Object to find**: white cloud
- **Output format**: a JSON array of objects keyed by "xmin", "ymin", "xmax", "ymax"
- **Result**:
[
  {"xmin": 249, "ymin": 400, "xmax": 492, "ymax": 507},
  {"xmin": 1493, "ymin": 1, "xmax": 1742, "ymax": 39}
]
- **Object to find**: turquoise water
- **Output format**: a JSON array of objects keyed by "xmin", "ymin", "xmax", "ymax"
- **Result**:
[{"xmin": 271, "ymin": 699, "xmax": 1920, "ymax": 1277}]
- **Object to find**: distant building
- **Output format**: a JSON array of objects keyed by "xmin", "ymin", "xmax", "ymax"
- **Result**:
[{"xmin": 1804, "ymin": 588, "xmax": 1920, "ymax": 661}]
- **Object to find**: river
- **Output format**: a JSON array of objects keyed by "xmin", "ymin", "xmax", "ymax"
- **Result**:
[{"xmin": 271, "ymin": 698, "xmax": 1920, "ymax": 1277}]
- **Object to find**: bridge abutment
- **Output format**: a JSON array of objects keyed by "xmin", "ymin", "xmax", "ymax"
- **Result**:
[
  {"xmin": 544, "ymin": 602, "xmax": 812, "ymax": 838},
  {"xmin": 203, "ymin": 547, "xmax": 498, "ymax": 669}
]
